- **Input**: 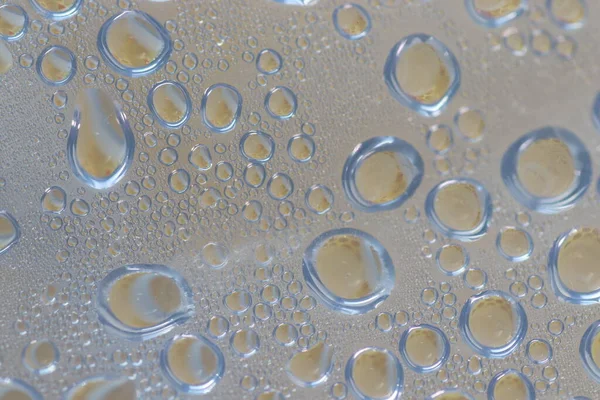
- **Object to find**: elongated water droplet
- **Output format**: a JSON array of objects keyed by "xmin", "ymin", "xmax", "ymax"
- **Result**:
[
  {"xmin": 30, "ymin": 0, "xmax": 82, "ymax": 20},
  {"xmin": 286, "ymin": 342, "xmax": 334, "ymax": 387},
  {"xmin": 0, "ymin": 211, "xmax": 20, "ymax": 256},
  {"xmin": 201, "ymin": 83, "xmax": 242, "ymax": 133},
  {"xmin": 0, "ymin": 4, "xmax": 27, "ymax": 41},
  {"xmin": 68, "ymin": 88, "xmax": 135, "ymax": 190},
  {"xmin": 148, "ymin": 81, "xmax": 191, "ymax": 128}
]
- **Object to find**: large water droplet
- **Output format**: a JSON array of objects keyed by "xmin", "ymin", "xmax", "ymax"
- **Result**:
[
  {"xmin": 487, "ymin": 369, "xmax": 534, "ymax": 400},
  {"xmin": 30, "ymin": 0, "xmax": 82, "ymax": 20},
  {"xmin": 0, "ymin": 211, "xmax": 20, "ymax": 256},
  {"xmin": 148, "ymin": 81, "xmax": 191, "ymax": 128},
  {"xmin": 345, "ymin": 347, "xmax": 403, "ymax": 400},
  {"xmin": 0, "ymin": 4, "xmax": 27, "ymax": 41},
  {"xmin": 332, "ymin": 3, "xmax": 371, "ymax": 40},
  {"xmin": 97, "ymin": 10, "xmax": 171, "ymax": 77},
  {"xmin": 65, "ymin": 376, "xmax": 137, "ymax": 400},
  {"xmin": 0, "ymin": 379, "xmax": 42, "ymax": 400},
  {"xmin": 399, "ymin": 324, "xmax": 449, "ymax": 373},
  {"xmin": 465, "ymin": 0, "xmax": 527, "ymax": 28},
  {"xmin": 22, "ymin": 340, "xmax": 59, "ymax": 375},
  {"xmin": 36, "ymin": 45, "xmax": 76, "ymax": 86},
  {"xmin": 286, "ymin": 342, "xmax": 334, "ymax": 387},
  {"xmin": 200, "ymin": 83, "xmax": 242, "ymax": 133},
  {"xmin": 96, "ymin": 264, "xmax": 194, "ymax": 340},
  {"xmin": 580, "ymin": 320, "xmax": 600, "ymax": 383},
  {"xmin": 67, "ymin": 88, "xmax": 135, "ymax": 190}
]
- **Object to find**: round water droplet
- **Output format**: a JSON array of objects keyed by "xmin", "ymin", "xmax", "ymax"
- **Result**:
[
  {"xmin": 243, "ymin": 200, "xmax": 263, "ymax": 222},
  {"xmin": 148, "ymin": 81, "xmax": 191, "ymax": 128},
  {"xmin": 273, "ymin": 323, "xmax": 297, "ymax": 346},
  {"xmin": 168, "ymin": 169, "xmax": 190, "ymax": 194},
  {"xmin": 333, "ymin": 4, "xmax": 371, "ymax": 40},
  {"xmin": 547, "ymin": 0, "xmax": 586, "ymax": 30},
  {"xmin": 454, "ymin": 108, "xmax": 485, "ymax": 142},
  {"xmin": 580, "ymin": 320, "xmax": 600, "ymax": 383},
  {"xmin": 267, "ymin": 173, "xmax": 294, "ymax": 200},
  {"xmin": 342, "ymin": 136, "xmax": 423, "ymax": 212},
  {"xmin": 286, "ymin": 341, "xmax": 334, "ymax": 387},
  {"xmin": 230, "ymin": 329, "xmax": 260, "ymax": 358},
  {"xmin": 345, "ymin": 347, "xmax": 403, "ymax": 400},
  {"xmin": 384, "ymin": 34, "xmax": 460, "ymax": 117},
  {"xmin": 265, "ymin": 86, "xmax": 297, "ymax": 120},
  {"xmin": 503, "ymin": 27, "xmax": 527, "ymax": 56},
  {"xmin": 97, "ymin": 10, "xmax": 172, "ymax": 77},
  {"xmin": 207, "ymin": 315, "xmax": 229, "ymax": 339},
  {"xmin": 459, "ymin": 290, "xmax": 527, "ymax": 358},
  {"xmin": 30, "ymin": 0, "xmax": 82, "ymax": 20},
  {"xmin": 0, "ymin": 211, "xmax": 20, "ymax": 256},
  {"xmin": 201, "ymin": 83, "xmax": 242, "ymax": 133},
  {"xmin": 243, "ymin": 163, "xmax": 266, "ymax": 188},
  {"xmin": 240, "ymin": 131, "xmax": 275, "ymax": 163},
  {"xmin": 305, "ymin": 184, "xmax": 333, "ymax": 214},
  {"xmin": 487, "ymin": 369, "xmax": 534, "ymax": 400},
  {"xmin": 426, "ymin": 124, "xmax": 453, "ymax": 155},
  {"xmin": 465, "ymin": 0, "xmax": 527, "ymax": 27},
  {"xmin": 22, "ymin": 340, "xmax": 59, "ymax": 375},
  {"xmin": 0, "ymin": 379, "xmax": 42, "ymax": 400},
  {"xmin": 426, "ymin": 389, "xmax": 474, "ymax": 400},
  {"xmin": 224, "ymin": 290, "xmax": 252, "ymax": 314},
  {"xmin": 256, "ymin": 48, "xmax": 282, "ymax": 75},
  {"xmin": 436, "ymin": 244, "xmax": 469, "ymax": 276},
  {"xmin": 41, "ymin": 186, "xmax": 66, "ymax": 213},
  {"xmin": 548, "ymin": 227, "xmax": 600, "ymax": 304},
  {"xmin": 160, "ymin": 334, "xmax": 225, "ymax": 394},
  {"xmin": 425, "ymin": 178, "xmax": 492, "ymax": 241},
  {"xmin": 36, "ymin": 45, "xmax": 76, "ymax": 85},
  {"xmin": 496, "ymin": 227, "xmax": 533, "ymax": 262},
  {"xmin": 526, "ymin": 339, "xmax": 552, "ymax": 364},
  {"xmin": 0, "ymin": 4, "xmax": 28, "ymax": 41},
  {"xmin": 96, "ymin": 264, "xmax": 194, "ymax": 340},
  {"xmin": 501, "ymin": 126, "xmax": 591, "ymax": 214},
  {"xmin": 202, "ymin": 242, "xmax": 228, "ymax": 269},
  {"xmin": 288, "ymin": 134, "xmax": 315, "ymax": 163},
  {"xmin": 399, "ymin": 324, "xmax": 450, "ymax": 373},
  {"xmin": 68, "ymin": 88, "xmax": 135, "ymax": 189},
  {"xmin": 215, "ymin": 161, "xmax": 233, "ymax": 182},
  {"xmin": 65, "ymin": 376, "xmax": 137, "ymax": 400},
  {"xmin": 302, "ymin": 228, "xmax": 394, "ymax": 314}
]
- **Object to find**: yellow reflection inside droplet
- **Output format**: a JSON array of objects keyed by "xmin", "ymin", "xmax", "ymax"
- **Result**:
[
  {"xmin": 557, "ymin": 228, "xmax": 600, "ymax": 293},
  {"xmin": 355, "ymin": 151, "xmax": 408, "ymax": 204},
  {"xmin": 473, "ymin": 0, "xmax": 521, "ymax": 17},
  {"xmin": 288, "ymin": 342, "xmax": 333, "ymax": 384},
  {"xmin": 433, "ymin": 182, "xmax": 482, "ymax": 231},
  {"xmin": 106, "ymin": 13, "xmax": 164, "ymax": 68},
  {"xmin": 36, "ymin": 0, "xmax": 75, "ymax": 12},
  {"xmin": 351, "ymin": 350, "xmax": 395, "ymax": 399},
  {"xmin": 493, "ymin": 373, "xmax": 528, "ymax": 400},
  {"xmin": 469, "ymin": 296, "xmax": 515, "ymax": 348},
  {"xmin": 551, "ymin": 0, "xmax": 585, "ymax": 24},
  {"xmin": 337, "ymin": 6, "xmax": 368, "ymax": 36},
  {"xmin": 167, "ymin": 337, "xmax": 218, "ymax": 385},
  {"xmin": 405, "ymin": 328, "xmax": 441, "ymax": 367}
]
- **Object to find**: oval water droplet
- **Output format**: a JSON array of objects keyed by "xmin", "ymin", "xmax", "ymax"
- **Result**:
[
  {"xmin": 427, "ymin": 389, "xmax": 474, "ymax": 400},
  {"xmin": 547, "ymin": 0, "xmax": 586, "ymax": 30},
  {"xmin": 256, "ymin": 48, "xmax": 282, "ymax": 75},
  {"xmin": 384, "ymin": 34, "xmax": 460, "ymax": 117},
  {"xmin": 0, "ymin": 211, "xmax": 20, "ymax": 256},
  {"xmin": 286, "ymin": 342, "xmax": 334, "ymax": 387},
  {"xmin": 240, "ymin": 131, "xmax": 275, "ymax": 163},
  {"xmin": 243, "ymin": 162, "xmax": 266, "ymax": 188},
  {"xmin": 0, "ymin": 41, "xmax": 13, "ymax": 74},
  {"xmin": 30, "ymin": 0, "xmax": 82, "ymax": 20},
  {"xmin": 22, "ymin": 340, "xmax": 59, "ymax": 375},
  {"xmin": 148, "ymin": 81, "xmax": 191, "ymax": 128},
  {"xmin": 303, "ymin": 228, "xmax": 394, "ymax": 314},
  {"xmin": 267, "ymin": 173, "xmax": 294, "ymax": 200},
  {"xmin": 97, "ymin": 10, "xmax": 172, "ymax": 77},
  {"xmin": 399, "ymin": 324, "xmax": 450, "ymax": 373},
  {"xmin": 0, "ymin": 4, "xmax": 28, "ymax": 41},
  {"xmin": 41, "ymin": 186, "xmax": 66, "ymax": 213},
  {"xmin": 580, "ymin": 320, "xmax": 600, "ymax": 383},
  {"xmin": 501, "ymin": 126, "xmax": 591, "ymax": 214},
  {"xmin": 168, "ymin": 169, "xmax": 190, "ymax": 194},
  {"xmin": 0, "ymin": 379, "xmax": 42, "ymax": 400},
  {"xmin": 265, "ymin": 86, "xmax": 297, "ymax": 120},
  {"xmin": 487, "ymin": 369, "xmax": 534, "ymax": 400},
  {"xmin": 345, "ymin": 347, "xmax": 404, "ymax": 400},
  {"xmin": 465, "ymin": 0, "xmax": 527, "ymax": 28},
  {"xmin": 200, "ymin": 83, "xmax": 242, "ymax": 133},
  {"xmin": 160, "ymin": 334, "xmax": 225, "ymax": 394},
  {"xmin": 68, "ymin": 88, "xmax": 135, "ymax": 190},
  {"xmin": 230, "ymin": 329, "xmax": 260, "ymax": 358},
  {"xmin": 333, "ymin": 3, "xmax": 371, "ymax": 40},
  {"xmin": 342, "ymin": 136, "xmax": 423, "ymax": 212},
  {"xmin": 65, "ymin": 376, "xmax": 137, "ymax": 400},
  {"xmin": 96, "ymin": 264, "xmax": 194, "ymax": 340}
]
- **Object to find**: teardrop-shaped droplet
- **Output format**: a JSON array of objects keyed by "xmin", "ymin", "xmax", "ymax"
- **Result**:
[
  {"xmin": 67, "ymin": 88, "xmax": 135, "ymax": 190},
  {"xmin": 286, "ymin": 342, "xmax": 334, "ymax": 387},
  {"xmin": 97, "ymin": 10, "xmax": 171, "ymax": 77},
  {"xmin": 0, "ymin": 211, "xmax": 20, "ymax": 256},
  {"xmin": 65, "ymin": 376, "xmax": 137, "ymax": 400},
  {"xmin": 96, "ymin": 264, "xmax": 194, "ymax": 340},
  {"xmin": 0, "ymin": 379, "xmax": 42, "ymax": 400}
]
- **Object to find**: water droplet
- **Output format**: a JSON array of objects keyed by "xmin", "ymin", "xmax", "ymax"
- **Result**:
[
  {"xmin": 202, "ymin": 242, "xmax": 229, "ymax": 269},
  {"xmin": 399, "ymin": 324, "xmax": 450, "ymax": 373},
  {"xmin": 333, "ymin": 4, "xmax": 371, "ymax": 40},
  {"xmin": 0, "ymin": 41, "xmax": 13, "ymax": 74},
  {"xmin": 303, "ymin": 228, "xmax": 394, "ymax": 314},
  {"xmin": 465, "ymin": 0, "xmax": 527, "ymax": 27},
  {"xmin": 98, "ymin": 10, "xmax": 172, "ymax": 77},
  {"xmin": 267, "ymin": 173, "xmax": 294, "ymax": 200},
  {"xmin": 436, "ymin": 244, "xmax": 469, "ymax": 276},
  {"xmin": 207, "ymin": 315, "xmax": 229, "ymax": 339},
  {"xmin": 273, "ymin": 323, "xmax": 297, "ymax": 346},
  {"xmin": 41, "ymin": 186, "xmax": 66, "ymax": 213},
  {"xmin": 68, "ymin": 88, "xmax": 135, "ymax": 189},
  {"xmin": 22, "ymin": 339, "xmax": 59, "ymax": 375},
  {"xmin": 230, "ymin": 329, "xmax": 260, "ymax": 358},
  {"xmin": 426, "ymin": 124, "xmax": 453, "ymax": 155},
  {"xmin": 168, "ymin": 169, "xmax": 190, "ymax": 194},
  {"xmin": 148, "ymin": 81, "xmax": 191, "ymax": 128},
  {"xmin": 256, "ymin": 48, "xmax": 282, "ymax": 75},
  {"xmin": 188, "ymin": 144, "xmax": 212, "ymax": 170},
  {"xmin": 96, "ymin": 264, "xmax": 194, "ymax": 340},
  {"xmin": 342, "ymin": 136, "xmax": 423, "ymax": 212},
  {"xmin": 345, "ymin": 347, "xmax": 404, "ymax": 400},
  {"xmin": 240, "ymin": 131, "xmax": 275, "ymax": 163},
  {"xmin": 65, "ymin": 376, "xmax": 137, "ymax": 400},
  {"xmin": 384, "ymin": 34, "xmax": 460, "ymax": 117},
  {"xmin": 427, "ymin": 389, "xmax": 473, "ymax": 400},
  {"xmin": 0, "ymin": 379, "xmax": 42, "ymax": 400},
  {"xmin": 459, "ymin": 290, "xmax": 527, "ymax": 358},
  {"xmin": 496, "ymin": 227, "xmax": 533, "ymax": 262},
  {"xmin": 0, "ymin": 4, "xmax": 28, "ymax": 41},
  {"xmin": 265, "ymin": 86, "xmax": 297, "ymax": 120},
  {"xmin": 555, "ymin": 34, "xmax": 577, "ymax": 59},
  {"xmin": 243, "ymin": 163, "xmax": 266, "ymax": 188},
  {"xmin": 160, "ymin": 334, "xmax": 225, "ymax": 394},
  {"xmin": 201, "ymin": 83, "xmax": 242, "ymax": 133},
  {"xmin": 425, "ymin": 178, "xmax": 492, "ymax": 241},
  {"xmin": 0, "ymin": 211, "xmax": 20, "ymax": 255},
  {"xmin": 531, "ymin": 29, "xmax": 554, "ymax": 56},
  {"xmin": 286, "ymin": 341, "xmax": 334, "ymax": 387},
  {"xmin": 305, "ymin": 184, "xmax": 333, "ymax": 214},
  {"xmin": 288, "ymin": 134, "xmax": 315, "ymax": 163},
  {"xmin": 36, "ymin": 45, "xmax": 76, "ymax": 85},
  {"xmin": 215, "ymin": 161, "xmax": 233, "ymax": 182},
  {"xmin": 503, "ymin": 27, "xmax": 527, "ymax": 56},
  {"xmin": 224, "ymin": 290, "xmax": 252, "ymax": 314},
  {"xmin": 487, "ymin": 369, "xmax": 534, "ymax": 400},
  {"xmin": 547, "ymin": 0, "xmax": 586, "ymax": 30},
  {"xmin": 454, "ymin": 108, "xmax": 485, "ymax": 142},
  {"xmin": 501, "ymin": 126, "xmax": 591, "ymax": 213},
  {"xmin": 526, "ymin": 339, "xmax": 552, "ymax": 364}
]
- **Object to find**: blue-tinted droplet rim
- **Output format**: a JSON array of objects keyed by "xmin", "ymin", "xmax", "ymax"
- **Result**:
[
  {"xmin": 487, "ymin": 369, "xmax": 534, "ymax": 400},
  {"xmin": 97, "ymin": 10, "xmax": 172, "ymax": 78},
  {"xmin": 29, "ymin": 0, "xmax": 83, "ymax": 20},
  {"xmin": 581, "ymin": 321, "xmax": 600, "ymax": 382},
  {"xmin": 530, "ymin": 29, "xmax": 556, "ymax": 56},
  {"xmin": 592, "ymin": 92, "xmax": 600, "ymax": 133},
  {"xmin": 0, "ymin": 210, "xmax": 20, "ymax": 256},
  {"xmin": 21, "ymin": 339, "xmax": 59, "ymax": 375},
  {"xmin": 332, "ymin": 3, "xmax": 371, "ymax": 40},
  {"xmin": 464, "ymin": 0, "xmax": 528, "ymax": 28},
  {"xmin": 240, "ymin": 131, "xmax": 275, "ymax": 163},
  {"xmin": 148, "ymin": 81, "xmax": 192, "ymax": 129},
  {"xmin": 230, "ymin": 329, "xmax": 260, "ymax": 358},
  {"xmin": 399, "ymin": 324, "xmax": 450, "ymax": 373},
  {"xmin": 0, "ymin": 4, "xmax": 28, "ymax": 41},
  {"xmin": 265, "ymin": 86, "xmax": 297, "ymax": 120},
  {"xmin": 0, "ymin": 378, "xmax": 42, "ymax": 400},
  {"xmin": 160, "ymin": 334, "xmax": 225, "ymax": 394},
  {"xmin": 287, "ymin": 133, "xmax": 315, "ymax": 163},
  {"xmin": 342, "ymin": 136, "xmax": 424, "ymax": 213},
  {"xmin": 426, "ymin": 389, "xmax": 475, "ymax": 400},
  {"xmin": 426, "ymin": 124, "xmax": 454, "ymax": 155},
  {"xmin": 168, "ymin": 169, "xmax": 190, "ymax": 194},
  {"xmin": 64, "ymin": 375, "xmax": 137, "ymax": 400},
  {"xmin": 256, "ymin": 48, "xmax": 283, "ymax": 75},
  {"xmin": 546, "ymin": 0, "xmax": 587, "ymax": 30},
  {"xmin": 36, "ymin": 45, "xmax": 77, "ymax": 86},
  {"xmin": 425, "ymin": 177, "xmax": 493, "ymax": 242},
  {"xmin": 459, "ymin": 290, "xmax": 527, "ymax": 358},
  {"xmin": 496, "ymin": 226, "xmax": 534, "ymax": 262},
  {"xmin": 302, "ymin": 228, "xmax": 395, "ymax": 315},
  {"xmin": 243, "ymin": 162, "xmax": 266, "ymax": 188},
  {"xmin": 67, "ymin": 89, "xmax": 135, "ymax": 190},
  {"xmin": 96, "ymin": 264, "xmax": 194, "ymax": 341},
  {"xmin": 547, "ymin": 228, "xmax": 600, "ymax": 304},
  {"xmin": 286, "ymin": 342, "xmax": 334, "ymax": 387},
  {"xmin": 384, "ymin": 34, "xmax": 461, "ymax": 118},
  {"xmin": 267, "ymin": 172, "xmax": 294, "ymax": 200},
  {"xmin": 188, "ymin": 144, "xmax": 212, "ymax": 171},
  {"xmin": 526, "ymin": 338, "xmax": 552, "ymax": 365},
  {"xmin": 41, "ymin": 186, "xmax": 66, "ymax": 213},
  {"xmin": 345, "ymin": 347, "xmax": 404, "ymax": 400},
  {"xmin": 500, "ymin": 126, "xmax": 592, "ymax": 214},
  {"xmin": 305, "ymin": 184, "xmax": 334, "ymax": 215},
  {"xmin": 436, "ymin": 244, "xmax": 469, "ymax": 276},
  {"xmin": 200, "ymin": 83, "xmax": 242, "ymax": 133}
]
